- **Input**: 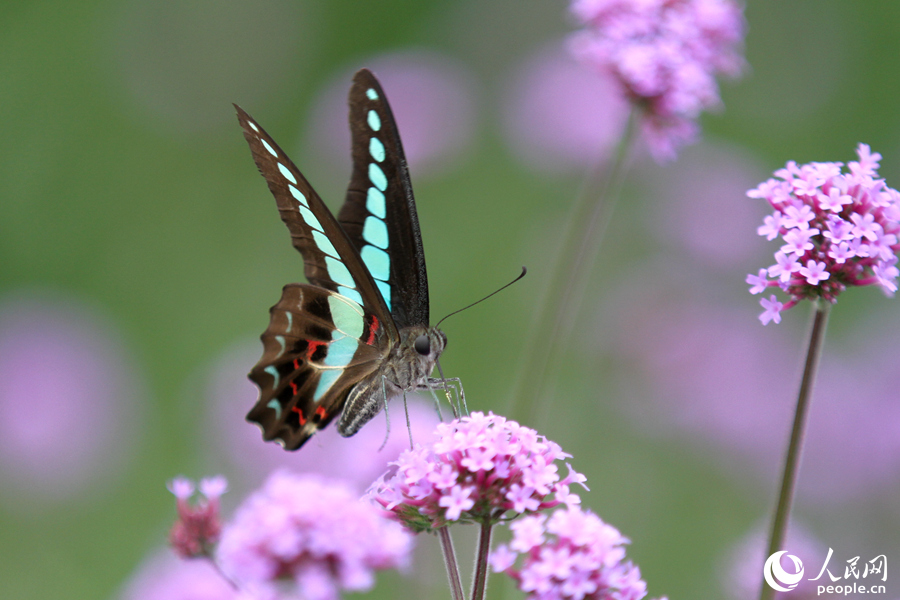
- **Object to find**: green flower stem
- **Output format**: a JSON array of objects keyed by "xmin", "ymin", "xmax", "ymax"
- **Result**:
[
  {"xmin": 439, "ymin": 526, "xmax": 466, "ymax": 600},
  {"xmin": 509, "ymin": 108, "xmax": 637, "ymax": 424},
  {"xmin": 471, "ymin": 518, "xmax": 494, "ymax": 600},
  {"xmin": 759, "ymin": 301, "xmax": 831, "ymax": 600}
]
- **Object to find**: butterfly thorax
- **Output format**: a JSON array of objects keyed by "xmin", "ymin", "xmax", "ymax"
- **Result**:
[{"xmin": 336, "ymin": 325, "xmax": 445, "ymax": 438}]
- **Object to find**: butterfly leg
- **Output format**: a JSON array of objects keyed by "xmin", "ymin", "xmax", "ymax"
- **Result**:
[
  {"xmin": 377, "ymin": 374, "xmax": 392, "ymax": 451},
  {"xmin": 402, "ymin": 390, "xmax": 415, "ymax": 449},
  {"xmin": 420, "ymin": 377, "xmax": 466, "ymax": 418}
]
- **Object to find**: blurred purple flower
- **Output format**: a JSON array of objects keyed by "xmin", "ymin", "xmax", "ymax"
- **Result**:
[
  {"xmin": 502, "ymin": 42, "xmax": 629, "ymax": 172},
  {"xmin": 721, "ymin": 523, "xmax": 826, "ymax": 600},
  {"xmin": 205, "ymin": 341, "xmax": 441, "ymax": 491},
  {"xmin": 368, "ymin": 412, "xmax": 586, "ymax": 532},
  {"xmin": 606, "ymin": 264, "xmax": 900, "ymax": 504},
  {"xmin": 644, "ymin": 142, "xmax": 770, "ymax": 268},
  {"xmin": 491, "ymin": 506, "xmax": 665, "ymax": 600},
  {"xmin": 117, "ymin": 550, "xmax": 241, "ymax": 600},
  {"xmin": 307, "ymin": 51, "xmax": 476, "ymax": 178},
  {"xmin": 216, "ymin": 471, "xmax": 412, "ymax": 600},
  {"xmin": 568, "ymin": 0, "xmax": 746, "ymax": 161},
  {"xmin": 746, "ymin": 144, "xmax": 900, "ymax": 324},
  {"xmin": 168, "ymin": 475, "xmax": 228, "ymax": 558},
  {"xmin": 0, "ymin": 291, "xmax": 143, "ymax": 502}
]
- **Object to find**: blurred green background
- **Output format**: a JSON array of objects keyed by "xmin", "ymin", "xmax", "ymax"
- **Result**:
[{"xmin": 1, "ymin": 0, "xmax": 899, "ymax": 598}]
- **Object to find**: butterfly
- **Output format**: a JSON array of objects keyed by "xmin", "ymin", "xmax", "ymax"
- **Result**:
[{"xmin": 236, "ymin": 69, "xmax": 457, "ymax": 450}]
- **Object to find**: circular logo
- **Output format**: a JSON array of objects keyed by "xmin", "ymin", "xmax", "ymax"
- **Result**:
[{"xmin": 763, "ymin": 551, "xmax": 805, "ymax": 592}]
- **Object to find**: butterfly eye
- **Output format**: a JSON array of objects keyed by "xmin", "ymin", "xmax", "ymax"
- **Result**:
[{"xmin": 414, "ymin": 335, "xmax": 431, "ymax": 355}]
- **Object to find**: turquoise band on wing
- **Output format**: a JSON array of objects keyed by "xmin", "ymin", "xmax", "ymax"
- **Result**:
[
  {"xmin": 366, "ymin": 188, "xmax": 386, "ymax": 218},
  {"xmin": 369, "ymin": 137, "xmax": 385, "ymax": 162},
  {"xmin": 369, "ymin": 163, "xmax": 387, "ymax": 191},
  {"xmin": 312, "ymin": 230, "xmax": 339, "ymax": 258},
  {"xmin": 277, "ymin": 163, "xmax": 297, "ymax": 184},
  {"xmin": 361, "ymin": 246, "xmax": 390, "ymax": 281},
  {"xmin": 362, "ymin": 216, "xmax": 388, "ymax": 249},
  {"xmin": 311, "ymin": 294, "xmax": 366, "ymax": 399},
  {"xmin": 367, "ymin": 110, "xmax": 381, "ymax": 131},
  {"xmin": 313, "ymin": 369, "xmax": 342, "ymax": 401},
  {"xmin": 338, "ymin": 286, "xmax": 363, "ymax": 305}
]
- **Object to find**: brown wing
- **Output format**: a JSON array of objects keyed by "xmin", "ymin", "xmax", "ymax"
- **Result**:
[
  {"xmin": 337, "ymin": 69, "xmax": 430, "ymax": 329},
  {"xmin": 235, "ymin": 105, "xmax": 397, "ymax": 339}
]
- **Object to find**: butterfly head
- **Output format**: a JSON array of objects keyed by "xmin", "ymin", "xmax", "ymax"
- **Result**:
[{"xmin": 395, "ymin": 325, "xmax": 446, "ymax": 390}]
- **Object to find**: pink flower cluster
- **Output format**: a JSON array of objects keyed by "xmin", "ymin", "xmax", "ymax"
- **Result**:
[
  {"xmin": 490, "ymin": 506, "xmax": 662, "ymax": 600},
  {"xmin": 216, "ymin": 471, "xmax": 412, "ymax": 600},
  {"xmin": 746, "ymin": 144, "xmax": 900, "ymax": 325},
  {"xmin": 368, "ymin": 412, "xmax": 587, "ymax": 532},
  {"xmin": 568, "ymin": 0, "xmax": 745, "ymax": 161},
  {"xmin": 167, "ymin": 475, "xmax": 227, "ymax": 558}
]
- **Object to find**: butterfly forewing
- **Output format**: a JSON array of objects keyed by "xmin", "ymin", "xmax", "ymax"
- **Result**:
[
  {"xmin": 235, "ymin": 104, "xmax": 396, "ymax": 334},
  {"xmin": 247, "ymin": 284, "xmax": 389, "ymax": 449},
  {"xmin": 338, "ymin": 69, "xmax": 430, "ymax": 329}
]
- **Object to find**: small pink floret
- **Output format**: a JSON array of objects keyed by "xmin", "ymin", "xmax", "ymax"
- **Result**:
[{"xmin": 167, "ymin": 476, "xmax": 195, "ymax": 500}]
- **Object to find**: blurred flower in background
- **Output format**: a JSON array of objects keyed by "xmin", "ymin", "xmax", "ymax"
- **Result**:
[
  {"xmin": 501, "ymin": 42, "xmax": 629, "ymax": 173},
  {"xmin": 0, "ymin": 290, "xmax": 145, "ymax": 505},
  {"xmin": 117, "ymin": 550, "xmax": 240, "ymax": 600},
  {"xmin": 568, "ymin": 0, "xmax": 746, "ymax": 161},
  {"xmin": 204, "ymin": 341, "xmax": 441, "ymax": 491},
  {"xmin": 306, "ymin": 50, "xmax": 477, "ymax": 180},
  {"xmin": 168, "ymin": 475, "xmax": 228, "ymax": 559},
  {"xmin": 721, "ymin": 522, "xmax": 826, "ymax": 600},
  {"xmin": 644, "ymin": 142, "xmax": 769, "ymax": 270},
  {"xmin": 217, "ymin": 471, "xmax": 412, "ymax": 600},
  {"xmin": 604, "ymin": 263, "xmax": 900, "ymax": 505}
]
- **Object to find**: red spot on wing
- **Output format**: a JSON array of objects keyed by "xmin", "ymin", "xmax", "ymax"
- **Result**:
[
  {"xmin": 291, "ymin": 405, "xmax": 307, "ymax": 425},
  {"xmin": 366, "ymin": 316, "xmax": 379, "ymax": 345},
  {"xmin": 306, "ymin": 340, "xmax": 325, "ymax": 360},
  {"xmin": 315, "ymin": 406, "xmax": 328, "ymax": 420}
]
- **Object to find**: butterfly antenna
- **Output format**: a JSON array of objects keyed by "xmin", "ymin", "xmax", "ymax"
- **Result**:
[{"xmin": 435, "ymin": 267, "xmax": 527, "ymax": 329}]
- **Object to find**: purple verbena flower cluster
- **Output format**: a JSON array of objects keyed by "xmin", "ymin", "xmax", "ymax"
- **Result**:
[
  {"xmin": 746, "ymin": 144, "xmax": 900, "ymax": 325},
  {"xmin": 568, "ymin": 0, "xmax": 745, "ymax": 161},
  {"xmin": 367, "ymin": 412, "xmax": 587, "ymax": 532},
  {"xmin": 216, "ymin": 471, "xmax": 412, "ymax": 600},
  {"xmin": 167, "ymin": 475, "xmax": 227, "ymax": 558},
  {"xmin": 490, "ymin": 506, "xmax": 663, "ymax": 600}
]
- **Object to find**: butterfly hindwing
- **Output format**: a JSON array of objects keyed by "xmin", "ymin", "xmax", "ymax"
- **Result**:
[
  {"xmin": 247, "ymin": 284, "xmax": 388, "ymax": 450},
  {"xmin": 338, "ymin": 69, "xmax": 430, "ymax": 329},
  {"xmin": 235, "ymin": 104, "xmax": 396, "ymax": 335}
]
